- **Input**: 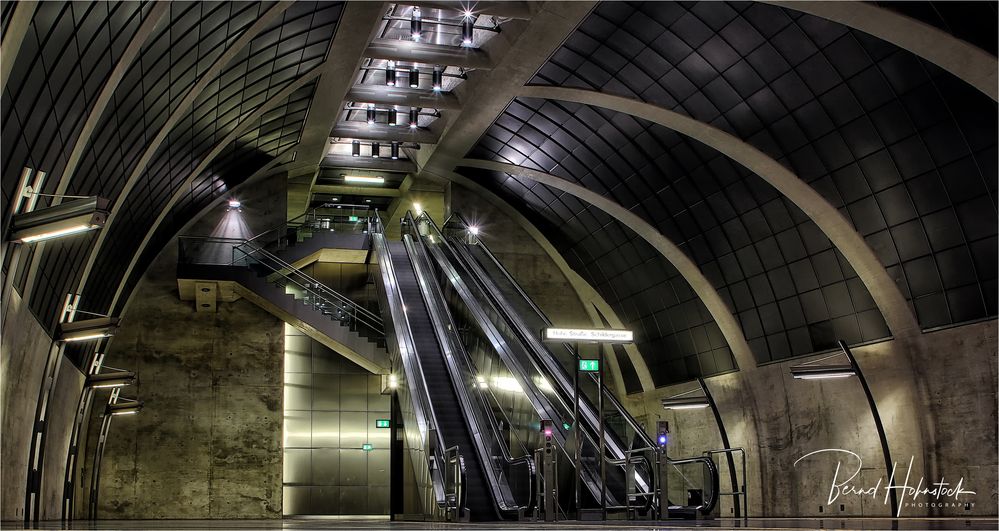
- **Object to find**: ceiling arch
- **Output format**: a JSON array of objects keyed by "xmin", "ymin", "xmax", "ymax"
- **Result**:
[
  {"xmin": 767, "ymin": 1, "xmax": 998, "ymax": 101},
  {"xmin": 519, "ymin": 85, "xmax": 917, "ymax": 337},
  {"xmin": 525, "ymin": 0, "xmax": 997, "ymax": 332}
]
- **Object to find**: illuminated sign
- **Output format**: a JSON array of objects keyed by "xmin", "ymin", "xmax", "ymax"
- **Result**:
[
  {"xmin": 543, "ymin": 328, "xmax": 634, "ymax": 343},
  {"xmin": 348, "ymin": 215, "xmax": 360, "ymax": 222},
  {"xmin": 375, "ymin": 419, "xmax": 390, "ymax": 428},
  {"xmin": 578, "ymin": 359, "xmax": 600, "ymax": 372},
  {"xmin": 362, "ymin": 443, "xmax": 374, "ymax": 451}
]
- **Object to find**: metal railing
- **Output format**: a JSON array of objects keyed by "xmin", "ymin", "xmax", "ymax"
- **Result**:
[
  {"xmin": 438, "ymin": 212, "xmax": 719, "ymax": 516},
  {"xmin": 402, "ymin": 212, "xmax": 536, "ymax": 517},
  {"xmin": 703, "ymin": 447, "xmax": 747, "ymax": 518},
  {"xmin": 369, "ymin": 213, "xmax": 458, "ymax": 520},
  {"xmin": 177, "ymin": 235, "xmax": 384, "ymax": 339}
]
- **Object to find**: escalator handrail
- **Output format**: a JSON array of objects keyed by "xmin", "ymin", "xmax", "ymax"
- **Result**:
[
  {"xmin": 441, "ymin": 213, "xmax": 718, "ymax": 514},
  {"xmin": 402, "ymin": 214, "xmax": 534, "ymax": 517},
  {"xmin": 417, "ymin": 213, "xmax": 628, "ymax": 508},
  {"xmin": 445, "ymin": 213, "xmax": 656, "ymax": 452},
  {"xmin": 370, "ymin": 214, "xmax": 452, "ymax": 512}
]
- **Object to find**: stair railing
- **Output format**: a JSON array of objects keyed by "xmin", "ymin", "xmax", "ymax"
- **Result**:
[{"xmin": 231, "ymin": 240, "xmax": 384, "ymax": 337}]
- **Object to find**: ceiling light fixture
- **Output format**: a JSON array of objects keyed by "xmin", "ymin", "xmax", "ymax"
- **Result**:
[
  {"xmin": 461, "ymin": 15, "xmax": 474, "ymax": 46},
  {"xmin": 106, "ymin": 399, "xmax": 143, "ymax": 416},
  {"xmin": 790, "ymin": 364, "xmax": 856, "ymax": 380},
  {"xmin": 371, "ymin": 142, "xmax": 380, "ymax": 158},
  {"xmin": 409, "ymin": 66, "xmax": 419, "ymax": 88},
  {"xmin": 10, "ymin": 196, "xmax": 109, "ymax": 244},
  {"xmin": 409, "ymin": 108, "xmax": 419, "ymax": 129},
  {"xmin": 388, "ymin": 107, "xmax": 398, "ymax": 127},
  {"xmin": 58, "ymin": 317, "xmax": 119, "ymax": 343},
  {"xmin": 351, "ymin": 140, "xmax": 361, "ymax": 157},
  {"xmin": 344, "ymin": 175, "xmax": 385, "ymax": 184},
  {"xmin": 661, "ymin": 396, "xmax": 710, "ymax": 410},
  {"xmin": 390, "ymin": 141, "xmax": 400, "ymax": 160},
  {"xmin": 87, "ymin": 370, "xmax": 137, "ymax": 389},
  {"xmin": 411, "ymin": 7, "xmax": 422, "ymax": 40},
  {"xmin": 366, "ymin": 103, "xmax": 376, "ymax": 125},
  {"xmin": 432, "ymin": 66, "xmax": 442, "ymax": 91},
  {"xmin": 385, "ymin": 60, "xmax": 396, "ymax": 86}
]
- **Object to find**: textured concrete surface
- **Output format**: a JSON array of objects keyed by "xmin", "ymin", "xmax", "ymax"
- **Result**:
[
  {"xmin": 630, "ymin": 320, "xmax": 998, "ymax": 518},
  {"xmin": 1, "ymin": 290, "xmax": 53, "ymax": 520},
  {"xmin": 39, "ymin": 360, "xmax": 84, "ymax": 519},
  {"xmin": 88, "ymin": 239, "xmax": 284, "ymax": 519}
]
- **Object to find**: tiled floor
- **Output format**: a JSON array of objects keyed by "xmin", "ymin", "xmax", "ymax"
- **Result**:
[{"xmin": 3, "ymin": 518, "xmax": 997, "ymax": 531}]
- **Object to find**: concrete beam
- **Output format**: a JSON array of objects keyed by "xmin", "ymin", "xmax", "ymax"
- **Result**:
[
  {"xmin": 331, "ymin": 122, "xmax": 441, "ymax": 144},
  {"xmin": 321, "ymin": 154, "xmax": 417, "ymax": 174},
  {"xmin": 286, "ymin": 2, "xmax": 387, "ymax": 220},
  {"xmin": 347, "ymin": 85, "xmax": 462, "ymax": 110},
  {"xmin": 409, "ymin": 0, "xmax": 533, "ymax": 19},
  {"xmin": 420, "ymin": 2, "xmax": 596, "ymax": 175},
  {"xmin": 0, "ymin": 0, "xmax": 37, "ymax": 91},
  {"xmin": 769, "ymin": 1, "xmax": 998, "ymax": 101},
  {"xmin": 457, "ymin": 158, "xmax": 757, "ymax": 375},
  {"xmin": 520, "ymin": 85, "xmax": 920, "ymax": 338},
  {"xmin": 365, "ymin": 38, "xmax": 493, "ymax": 70},
  {"xmin": 313, "ymin": 185, "xmax": 401, "ymax": 198}
]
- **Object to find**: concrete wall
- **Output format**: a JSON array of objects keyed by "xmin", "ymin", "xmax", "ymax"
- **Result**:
[
  {"xmin": 82, "ymin": 174, "xmax": 289, "ymax": 519},
  {"xmin": 1, "ymin": 289, "xmax": 53, "ymax": 520},
  {"xmin": 629, "ymin": 320, "xmax": 998, "ymax": 518},
  {"xmin": 85, "ymin": 237, "xmax": 284, "ymax": 519}
]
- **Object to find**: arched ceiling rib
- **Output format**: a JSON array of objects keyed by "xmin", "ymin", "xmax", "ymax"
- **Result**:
[
  {"xmin": 524, "ymin": 0, "xmax": 996, "ymax": 333},
  {"xmin": 4, "ymin": 1, "xmax": 346, "ymax": 330},
  {"xmin": 767, "ymin": 1, "xmax": 998, "ymax": 101},
  {"xmin": 519, "ymin": 85, "xmax": 917, "ymax": 337},
  {"xmin": 460, "ymin": 164, "xmax": 739, "ymax": 387}
]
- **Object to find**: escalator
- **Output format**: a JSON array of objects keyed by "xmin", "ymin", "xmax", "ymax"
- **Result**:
[
  {"xmin": 424, "ymin": 212, "xmax": 719, "ymax": 519},
  {"xmin": 371, "ymin": 217, "xmax": 532, "ymax": 521},
  {"xmin": 411, "ymin": 214, "xmax": 637, "ymax": 515}
]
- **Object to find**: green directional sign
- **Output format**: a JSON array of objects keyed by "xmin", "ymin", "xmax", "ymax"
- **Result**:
[
  {"xmin": 362, "ymin": 443, "xmax": 374, "ymax": 451},
  {"xmin": 375, "ymin": 419, "xmax": 390, "ymax": 429},
  {"xmin": 348, "ymin": 215, "xmax": 360, "ymax": 222},
  {"xmin": 578, "ymin": 359, "xmax": 600, "ymax": 372}
]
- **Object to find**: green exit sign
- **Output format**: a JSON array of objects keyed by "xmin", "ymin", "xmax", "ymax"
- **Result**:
[
  {"xmin": 361, "ymin": 443, "xmax": 374, "ymax": 451},
  {"xmin": 375, "ymin": 419, "xmax": 390, "ymax": 428},
  {"xmin": 578, "ymin": 359, "xmax": 600, "ymax": 372},
  {"xmin": 348, "ymin": 215, "xmax": 359, "ymax": 222}
]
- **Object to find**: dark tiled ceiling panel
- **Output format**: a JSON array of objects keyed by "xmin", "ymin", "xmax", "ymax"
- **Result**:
[
  {"xmin": 24, "ymin": 1, "xmax": 271, "ymax": 326},
  {"xmin": 461, "ymin": 167, "xmax": 736, "ymax": 387},
  {"xmin": 1, "ymin": 1, "xmax": 148, "ymax": 331},
  {"xmin": 528, "ymin": 1, "xmax": 998, "ymax": 331},
  {"xmin": 873, "ymin": 1, "xmax": 998, "ymax": 55},
  {"xmin": 2, "ymin": 1, "xmax": 146, "ymax": 216},
  {"xmin": 471, "ymin": 97, "xmax": 889, "ymax": 371},
  {"xmin": 118, "ymin": 81, "xmax": 317, "ymax": 316},
  {"xmin": 80, "ymin": 2, "xmax": 340, "ymax": 317}
]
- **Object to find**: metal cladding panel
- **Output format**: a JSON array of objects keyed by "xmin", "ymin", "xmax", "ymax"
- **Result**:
[{"xmin": 523, "ymin": 1, "xmax": 996, "ymax": 332}]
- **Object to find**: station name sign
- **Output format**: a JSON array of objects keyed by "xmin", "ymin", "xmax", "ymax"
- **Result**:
[{"xmin": 543, "ymin": 328, "xmax": 634, "ymax": 343}]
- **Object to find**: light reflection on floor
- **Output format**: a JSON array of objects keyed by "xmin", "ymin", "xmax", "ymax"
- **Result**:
[{"xmin": 3, "ymin": 518, "xmax": 997, "ymax": 531}]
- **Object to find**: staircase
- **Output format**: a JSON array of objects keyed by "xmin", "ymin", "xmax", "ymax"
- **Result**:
[{"xmin": 177, "ymin": 223, "xmax": 389, "ymax": 374}]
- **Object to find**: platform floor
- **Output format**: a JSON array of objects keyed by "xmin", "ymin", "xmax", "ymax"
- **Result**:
[{"xmin": 3, "ymin": 518, "xmax": 998, "ymax": 531}]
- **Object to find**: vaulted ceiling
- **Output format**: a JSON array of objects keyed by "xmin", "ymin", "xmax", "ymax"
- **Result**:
[{"xmin": 2, "ymin": 1, "xmax": 995, "ymax": 392}]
